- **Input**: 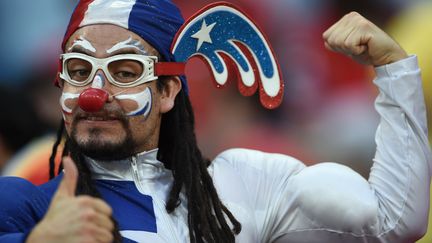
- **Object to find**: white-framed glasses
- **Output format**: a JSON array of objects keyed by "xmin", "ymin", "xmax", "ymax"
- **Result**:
[{"xmin": 59, "ymin": 53, "xmax": 159, "ymax": 88}]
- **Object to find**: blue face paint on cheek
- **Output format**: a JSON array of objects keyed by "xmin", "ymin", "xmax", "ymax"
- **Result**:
[{"xmin": 115, "ymin": 87, "xmax": 153, "ymax": 118}]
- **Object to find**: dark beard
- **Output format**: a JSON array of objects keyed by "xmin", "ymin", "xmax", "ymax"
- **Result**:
[{"xmin": 69, "ymin": 110, "xmax": 136, "ymax": 161}]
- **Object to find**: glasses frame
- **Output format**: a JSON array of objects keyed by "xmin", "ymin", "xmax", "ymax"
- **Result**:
[{"xmin": 59, "ymin": 53, "xmax": 159, "ymax": 88}]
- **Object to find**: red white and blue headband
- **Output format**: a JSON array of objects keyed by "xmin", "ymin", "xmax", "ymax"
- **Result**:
[{"xmin": 59, "ymin": 0, "xmax": 284, "ymax": 109}]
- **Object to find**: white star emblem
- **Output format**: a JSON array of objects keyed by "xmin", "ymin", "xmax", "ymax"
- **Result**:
[{"xmin": 191, "ymin": 19, "xmax": 217, "ymax": 51}]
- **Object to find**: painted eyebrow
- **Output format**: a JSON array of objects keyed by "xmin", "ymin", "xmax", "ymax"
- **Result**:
[
  {"xmin": 106, "ymin": 37, "xmax": 149, "ymax": 55},
  {"xmin": 68, "ymin": 46, "xmax": 147, "ymax": 57},
  {"xmin": 68, "ymin": 45, "xmax": 96, "ymax": 56},
  {"xmin": 67, "ymin": 37, "xmax": 97, "ymax": 54},
  {"xmin": 108, "ymin": 48, "xmax": 146, "ymax": 56}
]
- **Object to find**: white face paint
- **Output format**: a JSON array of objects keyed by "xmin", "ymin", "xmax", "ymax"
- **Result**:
[
  {"xmin": 68, "ymin": 36, "xmax": 97, "ymax": 53},
  {"xmin": 92, "ymin": 74, "xmax": 105, "ymax": 88},
  {"xmin": 106, "ymin": 37, "xmax": 148, "ymax": 55},
  {"xmin": 115, "ymin": 87, "xmax": 152, "ymax": 118},
  {"xmin": 60, "ymin": 92, "xmax": 80, "ymax": 114}
]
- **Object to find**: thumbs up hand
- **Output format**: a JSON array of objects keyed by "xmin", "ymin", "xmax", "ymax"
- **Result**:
[
  {"xmin": 323, "ymin": 12, "xmax": 408, "ymax": 67},
  {"xmin": 27, "ymin": 157, "xmax": 114, "ymax": 243}
]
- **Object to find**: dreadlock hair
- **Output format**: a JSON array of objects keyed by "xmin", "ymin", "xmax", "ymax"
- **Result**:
[
  {"xmin": 157, "ymin": 77, "xmax": 241, "ymax": 242},
  {"xmin": 49, "ymin": 77, "xmax": 241, "ymax": 243}
]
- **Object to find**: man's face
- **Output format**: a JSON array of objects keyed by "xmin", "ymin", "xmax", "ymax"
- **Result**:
[{"xmin": 61, "ymin": 25, "xmax": 166, "ymax": 160}]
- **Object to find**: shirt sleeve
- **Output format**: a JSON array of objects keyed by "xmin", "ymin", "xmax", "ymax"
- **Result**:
[
  {"xmin": 266, "ymin": 55, "xmax": 431, "ymax": 243},
  {"xmin": 0, "ymin": 177, "xmax": 49, "ymax": 243}
]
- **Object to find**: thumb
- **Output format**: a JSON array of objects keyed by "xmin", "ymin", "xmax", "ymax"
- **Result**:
[{"xmin": 55, "ymin": 157, "xmax": 78, "ymax": 197}]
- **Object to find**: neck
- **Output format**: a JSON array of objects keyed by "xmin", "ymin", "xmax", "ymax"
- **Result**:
[{"xmin": 85, "ymin": 148, "xmax": 163, "ymax": 180}]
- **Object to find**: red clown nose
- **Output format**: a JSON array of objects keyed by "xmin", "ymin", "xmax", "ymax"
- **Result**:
[{"xmin": 78, "ymin": 88, "xmax": 109, "ymax": 112}]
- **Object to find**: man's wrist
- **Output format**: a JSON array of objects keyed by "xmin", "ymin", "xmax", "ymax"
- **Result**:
[
  {"xmin": 375, "ymin": 55, "xmax": 419, "ymax": 79},
  {"xmin": 385, "ymin": 47, "xmax": 409, "ymax": 66}
]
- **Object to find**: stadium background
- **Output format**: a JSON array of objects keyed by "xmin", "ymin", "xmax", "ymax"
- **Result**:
[{"xmin": 0, "ymin": 0, "xmax": 430, "ymax": 241}]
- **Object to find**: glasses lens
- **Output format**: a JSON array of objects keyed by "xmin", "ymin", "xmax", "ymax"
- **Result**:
[
  {"xmin": 66, "ymin": 58, "xmax": 92, "ymax": 83},
  {"xmin": 108, "ymin": 59, "xmax": 144, "ymax": 84}
]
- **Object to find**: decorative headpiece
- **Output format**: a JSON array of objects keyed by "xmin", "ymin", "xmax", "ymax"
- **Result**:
[
  {"xmin": 172, "ymin": 2, "xmax": 283, "ymax": 108},
  {"xmin": 59, "ymin": 0, "xmax": 284, "ymax": 110}
]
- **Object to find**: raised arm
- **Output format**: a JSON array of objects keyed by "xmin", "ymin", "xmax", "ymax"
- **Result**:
[
  {"xmin": 216, "ymin": 12, "xmax": 432, "ymax": 243},
  {"xmin": 280, "ymin": 12, "xmax": 431, "ymax": 242}
]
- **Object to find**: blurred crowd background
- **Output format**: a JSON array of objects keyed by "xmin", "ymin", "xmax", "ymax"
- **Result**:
[{"xmin": 0, "ymin": 0, "xmax": 431, "ymax": 241}]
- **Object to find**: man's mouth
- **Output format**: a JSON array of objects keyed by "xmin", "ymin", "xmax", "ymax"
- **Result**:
[
  {"xmin": 74, "ymin": 111, "xmax": 124, "ymax": 124},
  {"xmin": 82, "ymin": 116, "xmax": 119, "ymax": 121}
]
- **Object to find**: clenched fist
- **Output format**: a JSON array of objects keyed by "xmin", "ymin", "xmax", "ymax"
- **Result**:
[
  {"xmin": 26, "ymin": 157, "xmax": 114, "ymax": 243},
  {"xmin": 323, "ymin": 11, "xmax": 408, "ymax": 66}
]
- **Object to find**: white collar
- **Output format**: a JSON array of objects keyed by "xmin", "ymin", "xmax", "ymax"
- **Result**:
[{"xmin": 85, "ymin": 148, "xmax": 165, "ymax": 181}]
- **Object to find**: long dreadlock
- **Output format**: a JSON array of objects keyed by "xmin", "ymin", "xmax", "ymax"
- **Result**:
[{"xmin": 49, "ymin": 77, "xmax": 241, "ymax": 243}]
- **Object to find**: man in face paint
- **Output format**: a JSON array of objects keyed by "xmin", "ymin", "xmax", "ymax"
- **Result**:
[
  {"xmin": 0, "ymin": 1, "xmax": 431, "ymax": 243},
  {"xmin": 60, "ymin": 24, "xmax": 181, "ymax": 161}
]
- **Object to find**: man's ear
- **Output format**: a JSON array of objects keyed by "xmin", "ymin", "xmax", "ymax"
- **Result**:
[{"xmin": 159, "ymin": 76, "xmax": 182, "ymax": 113}]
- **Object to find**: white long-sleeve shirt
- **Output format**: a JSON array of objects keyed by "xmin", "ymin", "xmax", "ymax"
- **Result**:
[
  {"xmin": 209, "ymin": 55, "xmax": 430, "ymax": 243},
  {"xmin": 0, "ymin": 56, "xmax": 429, "ymax": 243}
]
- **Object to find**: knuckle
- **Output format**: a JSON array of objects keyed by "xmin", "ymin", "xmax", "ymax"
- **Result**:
[
  {"xmin": 102, "ymin": 206, "xmax": 113, "ymax": 217},
  {"xmin": 349, "ymin": 11, "xmax": 360, "ymax": 17},
  {"xmin": 105, "ymin": 203, "xmax": 113, "ymax": 214},
  {"xmin": 335, "ymin": 40, "xmax": 344, "ymax": 48},
  {"xmin": 358, "ymin": 19, "xmax": 371, "ymax": 29},
  {"xmin": 96, "ymin": 199, "xmax": 112, "ymax": 213},
  {"xmin": 323, "ymin": 33, "xmax": 331, "ymax": 42},
  {"xmin": 74, "ymin": 227, "xmax": 97, "ymax": 243},
  {"xmin": 345, "ymin": 11, "xmax": 359, "ymax": 19},
  {"xmin": 81, "ymin": 225, "xmax": 97, "ymax": 237},
  {"xmin": 106, "ymin": 219, "xmax": 115, "ymax": 231},
  {"xmin": 80, "ymin": 208, "xmax": 97, "ymax": 221},
  {"xmin": 77, "ymin": 196, "xmax": 93, "ymax": 207},
  {"xmin": 343, "ymin": 39, "xmax": 352, "ymax": 49},
  {"xmin": 106, "ymin": 232, "xmax": 114, "ymax": 243},
  {"xmin": 106, "ymin": 206, "xmax": 113, "ymax": 216},
  {"xmin": 327, "ymin": 36, "xmax": 336, "ymax": 45}
]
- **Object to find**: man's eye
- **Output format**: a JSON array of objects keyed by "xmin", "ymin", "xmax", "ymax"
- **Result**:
[
  {"xmin": 70, "ymin": 69, "xmax": 91, "ymax": 80},
  {"xmin": 115, "ymin": 71, "xmax": 138, "ymax": 79}
]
